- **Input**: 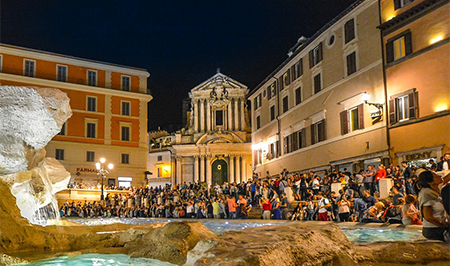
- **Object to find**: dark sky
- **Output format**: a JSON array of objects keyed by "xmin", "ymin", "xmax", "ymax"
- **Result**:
[{"xmin": 1, "ymin": 0, "xmax": 356, "ymax": 131}]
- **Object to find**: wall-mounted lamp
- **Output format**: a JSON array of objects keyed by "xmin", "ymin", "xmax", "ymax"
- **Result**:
[{"xmin": 361, "ymin": 92, "xmax": 383, "ymax": 123}]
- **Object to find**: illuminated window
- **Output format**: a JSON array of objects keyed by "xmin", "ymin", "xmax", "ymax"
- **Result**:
[
  {"xmin": 309, "ymin": 43, "xmax": 323, "ymax": 68},
  {"xmin": 386, "ymin": 32, "xmax": 412, "ymax": 63},
  {"xmin": 389, "ymin": 89, "xmax": 418, "ymax": 124}
]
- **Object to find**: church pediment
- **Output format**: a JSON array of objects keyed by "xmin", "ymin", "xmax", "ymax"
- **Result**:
[
  {"xmin": 190, "ymin": 72, "xmax": 247, "ymax": 93},
  {"xmin": 196, "ymin": 131, "xmax": 244, "ymax": 145}
]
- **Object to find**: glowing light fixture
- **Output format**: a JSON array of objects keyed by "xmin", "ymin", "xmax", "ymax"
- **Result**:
[
  {"xmin": 434, "ymin": 103, "xmax": 448, "ymax": 112},
  {"xmin": 430, "ymin": 35, "xmax": 444, "ymax": 45}
]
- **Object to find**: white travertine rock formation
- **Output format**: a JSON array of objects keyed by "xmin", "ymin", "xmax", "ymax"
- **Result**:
[
  {"xmin": 0, "ymin": 86, "xmax": 72, "ymax": 175},
  {"xmin": 0, "ymin": 86, "xmax": 72, "ymax": 225}
]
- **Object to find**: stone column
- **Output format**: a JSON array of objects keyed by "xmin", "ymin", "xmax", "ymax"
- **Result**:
[
  {"xmin": 229, "ymin": 155, "xmax": 235, "ymax": 184},
  {"xmin": 176, "ymin": 156, "xmax": 182, "ymax": 185},
  {"xmin": 201, "ymin": 99, "xmax": 206, "ymax": 132},
  {"xmin": 206, "ymin": 155, "xmax": 212, "ymax": 186},
  {"xmin": 235, "ymin": 155, "xmax": 241, "ymax": 184},
  {"xmin": 234, "ymin": 99, "xmax": 239, "ymax": 131},
  {"xmin": 240, "ymin": 99, "xmax": 245, "ymax": 131},
  {"xmin": 199, "ymin": 155, "xmax": 205, "ymax": 182},
  {"xmin": 171, "ymin": 158, "xmax": 176, "ymax": 185},
  {"xmin": 194, "ymin": 100, "xmax": 199, "ymax": 132},
  {"xmin": 228, "ymin": 101, "xmax": 232, "ymax": 131},
  {"xmin": 194, "ymin": 155, "xmax": 199, "ymax": 182},
  {"xmin": 241, "ymin": 155, "xmax": 247, "ymax": 181},
  {"xmin": 206, "ymin": 101, "xmax": 211, "ymax": 132}
]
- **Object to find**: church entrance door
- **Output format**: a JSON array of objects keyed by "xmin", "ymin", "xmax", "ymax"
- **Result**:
[{"xmin": 212, "ymin": 159, "xmax": 228, "ymax": 185}]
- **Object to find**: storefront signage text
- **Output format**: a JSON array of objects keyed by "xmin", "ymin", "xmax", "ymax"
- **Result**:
[{"xmin": 76, "ymin": 168, "xmax": 97, "ymax": 173}]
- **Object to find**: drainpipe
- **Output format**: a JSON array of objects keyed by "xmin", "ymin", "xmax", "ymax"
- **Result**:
[{"xmin": 377, "ymin": 0, "xmax": 391, "ymax": 163}]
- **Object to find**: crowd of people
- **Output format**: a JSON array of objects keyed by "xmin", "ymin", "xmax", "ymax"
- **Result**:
[{"xmin": 61, "ymin": 154, "xmax": 450, "ymax": 242}]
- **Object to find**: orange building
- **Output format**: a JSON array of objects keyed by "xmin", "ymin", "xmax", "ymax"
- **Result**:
[
  {"xmin": 378, "ymin": 0, "xmax": 450, "ymax": 166},
  {"xmin": 0, "ymin": 43, "xmax": 152, "ymax": 187}
]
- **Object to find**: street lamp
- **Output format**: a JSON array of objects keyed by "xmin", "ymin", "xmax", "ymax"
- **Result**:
[
  {"xmin": 361, "ymin": 92, "xmax": 384, "ymax": 123},
  {"xmin": 95, "ymin": 158, "xmax": 113, "ymax": 201}
]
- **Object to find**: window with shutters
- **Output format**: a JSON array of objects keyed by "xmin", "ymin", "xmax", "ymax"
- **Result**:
[
  {"xmin": 283, "ymin": 136, "xmax": 290, "ymax": 154},
  {"xmin": 340, "ymin": 104, "xmax": 364, "ymax": 135},
  {"xmin": 344, "ymin": 19, "xmax": 356, "ymax": 44},
  {"xmin": 295, "ymin": 87, "xmax": 302, "ymax": 105},
  {"xmin": 311, "ymin": 120, "xmax": 326, "ymax": 144},
  {"xmin": 254, "ymin": 94, "xmax": 262, "ymax": 110},
  {"xmin": 270, "ymin": 105, "xmax": 276, "ymax": 121},
  {"xmin": 313, "ymin": 73, "xmax": 322, "ymax": 94},
  {"xmin": 24, "ymin": 60, "xmax": 35, "ymax": 77},
  {"xmin": 389, "ymin": 89, "xmax": 418, "ymax": 125},
  {"xmin": 268, "ymin": 82, "xmax": 277, "ymax": 100},
  {"xmin": 309, "ymin": 43, "xmax": 323, "ymax": 68},
  {"xmin": 292, "ymin": 59, "xmax": 303, "ymax": 81},
  {"xmin": 282, "ymin": 71, "xmax": 290, "ymax": 89},
  {"xmin": 346, "ymin": 52, "xmax": 357, "ymax": 76},
  {"xmin": 256, "ymin": 115, "xmax": 261, "ymax": 129},
  {"xmin": 394, "ymin": 0, "xmax": 414, "ymax": 10},
  {"xmin": 282, "ymin": 95, "xmax": 289, "ymax": 113},
  {"xmin": 386, "ymin": 31, "xmax": 412, "ymax": 63}
]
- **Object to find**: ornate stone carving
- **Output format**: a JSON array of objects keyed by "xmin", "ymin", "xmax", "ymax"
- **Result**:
[{"xmin": 209, "ymin": 75, "xmax": 230, "ymax": 109}]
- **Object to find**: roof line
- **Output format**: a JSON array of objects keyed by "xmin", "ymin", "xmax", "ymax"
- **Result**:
[
  {"xmin": 0, "ymin": 43, "xmax": 149, "ymax": 73},
  {"xmin": 248, "ymin": 0, "xmax": 366, "ymax": 97}
]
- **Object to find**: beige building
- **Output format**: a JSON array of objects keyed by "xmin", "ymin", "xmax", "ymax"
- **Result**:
[
  {"xmin": 248, "ymin": 0, "xmax": 388, "ymax": 176},
  {"xmin": 0, "ymin": 44, "xmax": 152, "ymax": 188},
  {"xmin": 379, "ymin": 0, "xmax": 450, "ymax": 166},
  {"xmin": 148, "ymin": 71, "xmax": 252, "ymax": 186}
]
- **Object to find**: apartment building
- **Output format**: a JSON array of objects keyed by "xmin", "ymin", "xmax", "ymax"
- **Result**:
[
  {"xmin": 378, "ymin": 0, "xmax": 450, "ymax": 166},
  {"xmin": 248, "ymin": 0, "xmax": 388, "ymax": 176},
  {"xmin": 0, "ymin": 44, "xmax": 152, "ymax": 187}
]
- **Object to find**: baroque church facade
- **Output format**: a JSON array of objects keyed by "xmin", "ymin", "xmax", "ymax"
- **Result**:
[{"xmin": 148, "ymin": 71, "xmax": 252, "ymax": 186}]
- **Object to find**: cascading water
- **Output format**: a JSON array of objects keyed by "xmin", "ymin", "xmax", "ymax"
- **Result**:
[{"xmin": 9, "ymin": 157, "xmax": 70, "ymax": 226}]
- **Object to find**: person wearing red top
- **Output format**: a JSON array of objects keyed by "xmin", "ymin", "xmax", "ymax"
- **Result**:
[
  {"xmin": 260, "ymin": 197, "xmax": 272, "ymax": 220},
  {"xmin": 227, "ymin": 196, "xmax": 237, "ymax": 219},
  {"xmin": 374, "ymin": 164, "xmax": 387, "ymax": 193}
]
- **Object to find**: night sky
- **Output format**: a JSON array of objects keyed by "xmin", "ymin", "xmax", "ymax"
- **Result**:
[{"xmin": 1, "ymin": 0, "xmax": 356, "ymax": 131}]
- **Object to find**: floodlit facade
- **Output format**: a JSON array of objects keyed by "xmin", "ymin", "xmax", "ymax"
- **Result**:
[
  {"xmin": 379, "ymin": 0, "xmax": 450, "ymax": 166},
  {"xmin": 248, "ymin": 0, "xmax": 388, "ymax": 176},
  {"xmin": 0, "ymin": 44, "xmax": 152, "ymax": 187},
  {"xmin": 148, "ymin": 71, "xmax": 252, "ymax": 186}
]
